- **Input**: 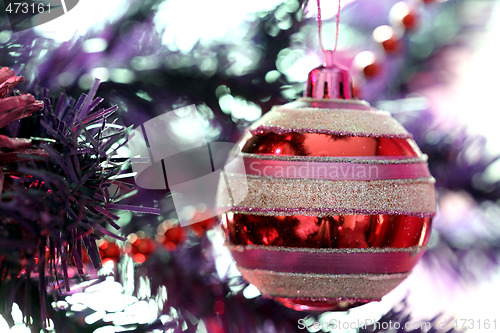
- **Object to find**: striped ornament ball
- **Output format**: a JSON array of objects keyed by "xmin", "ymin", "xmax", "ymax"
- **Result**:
[{"xmin": 217, "ymin": 63, "xmax": 435, "ymax": 311}]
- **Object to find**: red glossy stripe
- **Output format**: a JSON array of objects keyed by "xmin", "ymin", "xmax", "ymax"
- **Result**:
[
  {"xmin": 242, "ymin": 133, "xmax": 420, "ymax": 157},
  {"xmin": 274, "ymin": 297, "xmax": 372, "ymax": 311},
  {"xmin": 224, "ymin": 214, "xmax": 431, "ymax": 248}
]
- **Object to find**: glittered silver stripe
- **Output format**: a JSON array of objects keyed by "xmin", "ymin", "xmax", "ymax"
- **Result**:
[
  {"xmin": 237, "ymin": 152, "xmax": 429, "ymax": 164},
  {"xmin": 223, "ymin": 174, "xmax": 436, "ymax": 215},
  {"xmin": 228, "ymin": 244, "xmax": 426, "ymax": 254},
  {"xmin": 238, "ymin": 268, "xmax": 409, "ymax": 299},
  {"xmin": 230, "ymin": 207, "xmax": 435, "ymax": 217},
  {"xmin": 249, "ymin": 107, "xmax": 410, "ymax": 138}
]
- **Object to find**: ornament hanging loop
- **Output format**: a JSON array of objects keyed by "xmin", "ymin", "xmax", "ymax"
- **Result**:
[
  {"xmin": 306, "ymin": 0, "xmax": 353, "ymax": 100},
  {"xmin": 316, "ymin": 0, "xmax": 341, "ymax": 60},
  {"xmin": 324, "ymin": 50, "xmax": 334, "ymax": 68}
]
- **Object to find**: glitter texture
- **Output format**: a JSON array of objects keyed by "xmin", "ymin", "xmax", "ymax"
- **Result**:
[
  {"xmin": 238, "ymin": 267, "xmax": 409, "ymax": 299},
  {"xmin": 228, "ymin": 244, "xmax": 426, "ymax": 254},
  {"xmin": 229, "ymin": 208, "xmax": 434, "ymax": 217},
  {"xmin": 250, "ymin": 107, "xmax": 410, "ymax": 138},
  {"xmin": 223, "ymin": 174, "xmax": 436, "ymax": 215}
]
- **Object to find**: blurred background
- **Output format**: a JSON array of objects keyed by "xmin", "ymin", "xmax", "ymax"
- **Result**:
[{"xmin": 1, "ymin": 0, "xmax": 500, "ymax": 332}]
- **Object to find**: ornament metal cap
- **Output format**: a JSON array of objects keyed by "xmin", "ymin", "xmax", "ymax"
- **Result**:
[{"xmin": 305, "ymin": 50, "xmax": 354, "ymax": 100}]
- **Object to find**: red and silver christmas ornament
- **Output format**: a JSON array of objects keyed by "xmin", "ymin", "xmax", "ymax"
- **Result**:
[{"xmin": 217, "ymin": 57, "xmax": 435, "ymax": 311}]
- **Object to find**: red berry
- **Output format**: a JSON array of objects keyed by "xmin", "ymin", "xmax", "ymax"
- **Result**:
[
  {"xmin": 363, "ymin": 62, "xmax": 380, "ymax": 78},
  {"xmin": 99, "ymin": 240, "xmax": 121, "ymax": 262},
  {"xmin": 402, "ymin": 11, "xmax": 418, "ymax": 30},
  {"xmin": 189, "ymin": 217, "xmax": 216, "ymax": 237},
  {"xmin": 130, "ymin": 238, "xmax": 156, "ymax": 263},
  {"xmin": 162, "ymin": 226, "xmax": 186, "ymax": 251}
]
